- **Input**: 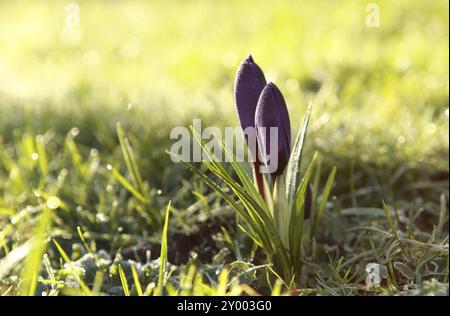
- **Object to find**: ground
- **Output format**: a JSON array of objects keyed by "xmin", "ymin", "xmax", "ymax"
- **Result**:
[{"xmin": 0, "ymin": 0, "xmax": 448, "ymax": 296}]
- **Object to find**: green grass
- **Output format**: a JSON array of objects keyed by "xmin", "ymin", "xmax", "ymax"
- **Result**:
[{"xmin": 0, "ymin": 0, "xmax": 448, "ymax": 296}]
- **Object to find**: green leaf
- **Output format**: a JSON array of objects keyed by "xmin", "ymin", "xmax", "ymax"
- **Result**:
[
  {"xmin": 65, "ymin": 136, "xmax": 85, "ymax": 176},
  {"xmin": 35, "ymin": 135, "xmax": 48, "ymax": 176},
  {"xmin": 131, "ymin": 264, "xmax": 143, "ymax": 296},
  {"xmin": 394, "ymin": 262, "xmax": 415, "ymax": 280},
  {"xmin": 190, "ymin": 126, "xmax": 267, "ymax": 213},
  {"xmin": 110, "ymin": 166, "xmax": 148, "ymax": 203},
  {"xmin": 52, "ymin": 239, "xmax": 91, "ymax": 295},
  {"xmin": 289, "ymin": 153, "xmax": 318, "ymax": 279},
  {"xmin": 116, "ymin": 122, "xmax": 146, "ymax": 196},
  {"xmin": 382, "ymin": 200, "xmax": 399, "ymax": 240},
  {"xmin": 156, "ymin": 201, "xmax": 171, "ymax": 296},
  {"xmin": 188, "ymin": 129, "xmax": 278, "ymax": 247},
  {"xmin": 118, "ymin": 264, "xmax": 130, "ymax": 296},
  {"xmin": 312, "ymin": 166, "xmax": 336, "ymax": 236},
  {"xmin": 19, "ymin": 205, "xmax": 52, "ymax": 296},
  {"xmin": 272, "ymin": 175, "xmax": 290, "ymax": 248},
  {"xmin": 286, "ymin": 103, "xmax": 312, "ymax": 206},
  {"xmin": 0, "ymin": 239, "xmax": 34, "ymax": 280},
  {"xmin": 182, "ymin": 132, "xmax": 292, "ymax": 281}
]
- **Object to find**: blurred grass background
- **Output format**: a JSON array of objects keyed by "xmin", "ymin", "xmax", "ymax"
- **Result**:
[
  {"xmin": 1, "ymin": 0, "xmax": 448, "ymax": 166},
  {"xmin": 0, "ymin": 0, "xmax": 448, "ymax": 295},
  {"xmin": 1, "ymin": 0, "xmax": 448, "ymax": 206}
]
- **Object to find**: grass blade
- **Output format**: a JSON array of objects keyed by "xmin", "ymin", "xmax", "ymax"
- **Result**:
[
  {"xmin": 0, "ymin": 239, "xmax": 34, "ymax": 280},
  {"xmin": 312, "ymin": 166, "xmax": 336, "ymax": 236},
  {"xmin": 118, "ymin": 264, "xmax": 130, "ymax": 296},
  {"xmin": 156, "ymin": 201, "xmax": 171, "ymax": 296},
  {"xmin": 131, "ymin": 264, "xmax": 143, "ymax": 296},
  {"xmin": 110, "ymin": 166, "xmax": 148, "ymax": 203},
  {"xmin": 19, "ymin": 205, "xmax": 52, "ymax": 296},
  {"xmin": 116, "ymin": 122, "xmax": 146, "ymax": 195},
  {"xmin": 52, "ymin": 240, "xmax": 91, "ymax": 295}
]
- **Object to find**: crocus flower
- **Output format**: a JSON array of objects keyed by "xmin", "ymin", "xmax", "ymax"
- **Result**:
[
  {"xmin": 234, "ymin": 54, "xmax": 267, "ymax": 135},
  {"xmin": 255, "ymin": 82, "xmax": 291, "ymax": 178},
  {"xmin": 234, "ymin": 55, "xmax": 267, "ymax": 198}
]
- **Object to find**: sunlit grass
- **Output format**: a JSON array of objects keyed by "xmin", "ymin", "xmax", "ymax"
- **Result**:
[{"xmin": 0, "ymin": 0, "xmax": 448, "ymax": 296}]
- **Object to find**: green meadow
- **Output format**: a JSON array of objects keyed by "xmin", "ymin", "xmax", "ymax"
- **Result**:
[{"xmin": 0, "ymin": 0, "xmax": 448, "ymax": 296}]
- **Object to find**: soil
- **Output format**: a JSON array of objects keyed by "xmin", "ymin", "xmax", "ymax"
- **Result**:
[{"xmin": 121, "ymin": 217, "xmax": 233, "ymax": 265}]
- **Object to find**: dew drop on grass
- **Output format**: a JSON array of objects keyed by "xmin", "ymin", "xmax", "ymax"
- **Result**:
[
  {"xmin": 70, "ymin": 127, "xmax": 80, "ymax": 137},
  {"xmin": 31, "ymin": 153, "xmax": 39, "ymax": 160},
  {"xmin": 106, "ymin": 164, "xmax": 112, "ymax": 171},
  {"xmin": 96, "ymin": 213, "xmax": 109, "ymax": 223},
  {"xmin": 90, "ymin": 148, "xmax": 99, "ymax": 157},
  {"xmin": 58, "ymin": 169, "xmax": 69, "ymax": 180},
  {"xmin": 47, "ymin": 196, "xmax": 61, "ymax": 209}
]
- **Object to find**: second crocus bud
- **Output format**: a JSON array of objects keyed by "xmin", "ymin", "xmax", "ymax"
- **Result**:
[{"xmin": 255, "ymin": 82, "xmax": 291, "ymax": 178}]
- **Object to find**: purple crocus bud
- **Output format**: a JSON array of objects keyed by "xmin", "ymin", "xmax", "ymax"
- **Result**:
[
  {"xmin": 255, "ymin": 82, "xmax": 291, "ymax": 178},
  {"xmin": 234, "ymin": 54, "xmax": 267, "ymax": 136},
  {"xmin": 234, "ymin": 55, "xmax": 267, "ymax": 199}
]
